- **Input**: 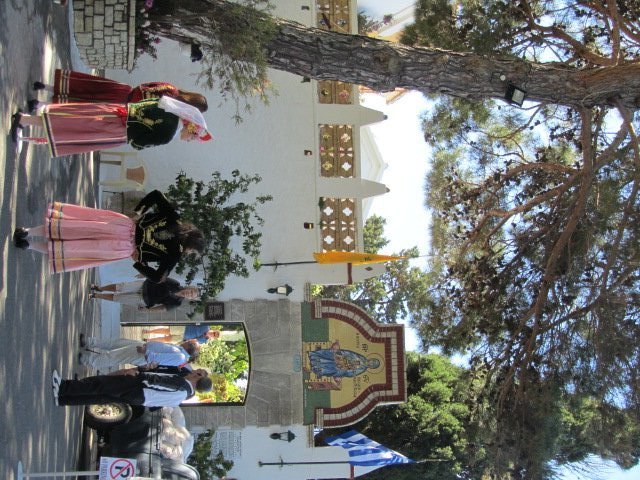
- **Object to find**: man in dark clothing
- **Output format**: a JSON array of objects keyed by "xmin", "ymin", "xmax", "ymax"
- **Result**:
[
  {"xmin": 89, "ymin": 278, "xmax": 199, "ymax": 313},
  {"xmin": 51, "ymin": 367, "xmax": 211, "ymax": 407},
  {"xmin": 142, "ymin": 278, "xmax": 199, "ymax": 312}
]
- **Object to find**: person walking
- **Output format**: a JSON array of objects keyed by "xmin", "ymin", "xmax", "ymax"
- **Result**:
[
  {"xmin": 78, "ymin": 337, "xmax": 200, "ymax": 370},
  {"xmin": 10, "ymin": 96, "xmax": 212, "ymax": 155},
  {"xmin": 29, "ymin": 69, "xmax": 208, "ymax": 112},
  {"xmin": 14, "ymin": 189, "xmax": 205, "ymax": 282},
  {"xmin": 183, "ymin": 324, "xmax": 220, "ymax": 344},
  {"xmin": 89, "ymin": 278, "xmax": 200, "ymax": 312},
  {"xmin": 52, "ymin": 368, "xmax": 212, "ymax": 407}
]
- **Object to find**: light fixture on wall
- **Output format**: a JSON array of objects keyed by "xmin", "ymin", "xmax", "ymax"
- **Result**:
[
  {"xmin": 267, "ymin": 284, "xmax": 293, "ymax": 296},
  {"xmin": 270, "ymin": 430, "xmax": 296, "ymax": 442},
  {"xmin": 505, "ymin": 83, "xmax": 526, "ymax": 106}
]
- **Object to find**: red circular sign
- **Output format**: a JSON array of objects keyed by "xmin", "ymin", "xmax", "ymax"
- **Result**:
[{"xmin": 109, "ymin": 459, "xmax": 135, "ymax": 479}]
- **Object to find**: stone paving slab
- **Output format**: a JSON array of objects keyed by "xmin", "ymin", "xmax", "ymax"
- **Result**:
[{"xmin": 0, "ymin": 2, "xmax": 99, "ymax": 479}]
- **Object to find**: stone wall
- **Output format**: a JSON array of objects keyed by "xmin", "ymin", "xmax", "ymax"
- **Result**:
[
  {"xmin": 184, "ymin": 299, "xmax": 304, "ymax": 429},
  {"xmin": 72, "ymin": 0, "xmax": 136, "ymax": 70}
]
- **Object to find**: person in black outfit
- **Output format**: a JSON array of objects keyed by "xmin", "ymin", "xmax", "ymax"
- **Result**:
[
  {"xmin": 14, "ymin": 189, "xmax": 205, "ymax": 279},
  {"xmin": 131, "ymin": 189, "xmax": 205, "ymax": 282},
  {"xmin": 52, "ymin": 367, "xmax": 212, "ymax": 407},
  {"xmin": 89, "ymin": 278, "xmax": 199, "ymax": 312}
]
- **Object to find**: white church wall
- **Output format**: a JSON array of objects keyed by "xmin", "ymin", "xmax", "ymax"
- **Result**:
[{"xmin": 103, "ymin": 0, "xmax": 389, "ymax": 301}]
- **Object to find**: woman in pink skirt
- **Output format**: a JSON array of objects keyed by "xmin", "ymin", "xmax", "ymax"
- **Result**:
[
  {"xmin": 29, "ymin": 69, "xmax": 208, "ymax": 113},
  {"xmin": 13, "ymin": 190, "xmax": 205, "ymax": 281},
  {"xmin": 10, "ymin": 96, "xmax": 212, "ymax": 157}
]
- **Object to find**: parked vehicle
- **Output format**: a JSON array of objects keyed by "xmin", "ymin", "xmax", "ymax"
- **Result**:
[
  {"xmin": 85, "ymin": 405, "xmax": 199, "ymax": 480},
  {"xmin": 84, "ymin": 402, "xmax": 136, "ymax": 430}
]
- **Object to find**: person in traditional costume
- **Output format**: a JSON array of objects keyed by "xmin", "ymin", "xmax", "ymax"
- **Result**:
[
  {"xmin": 28, "ymin": 69, "xmax": 208, "ymax": 113},
  {"xmin": 13, "ymin": 189, "xmax": 205, "ymax": 281},
  {"xmin": 10, "ymin": 96, "xmax": 212, "ymax": 156}
]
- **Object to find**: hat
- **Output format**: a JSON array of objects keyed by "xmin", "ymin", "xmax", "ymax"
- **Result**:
[{"xmin": 158, "ymin": 96, "xmax": 212, "ymax": 142}]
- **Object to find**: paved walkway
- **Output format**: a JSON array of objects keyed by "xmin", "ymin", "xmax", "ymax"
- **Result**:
[{"xmin": 0, "ymin": 2, "xmax": 103, "ymax": 479}]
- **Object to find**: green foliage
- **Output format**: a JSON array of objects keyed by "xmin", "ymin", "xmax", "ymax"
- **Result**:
[
  {"xmin": 557, "ymin": 396, "xmax": 640, "ymax": 469},
  {"xmin": 148, "ymin": 0, "xmax": 276, "ymax": 121},
  {"xmin": 318, "ymin": 215, "xmax": 434, "ymax": 328},
  {"xmin": 357, "ymin": 10, "xmax": 394, "ymax": 35},
  {"xmin": 197, "ymin": 376, "xmax": 245, "ymax": 403},
  {"xmin": 362, "ymin": 214, "xmax": 389, "ymax": 253},
  {"xmin": 164, "ymin": 170, "xmax": 272, "ymax": 312},
  {"xmin": 410, "ymin": 0, "xmax": 640, "ymax": 477},
  {"xmin": 187, "ymin": 429, "xmax": 234, "ymax": 480},
  {"xmin": 194, "ymin": 0, "xmax": 277, "ymax": 121},
  {"xmin": 401, "ymin": 0, "xmax": 527, "ymax": 55},
  {"xmin": 357, "ymin": 10, "xmax": 378, "ymax": 35},
  {"xmin": 343, "ymin": 353, "xmax": 488, "ymax": 480},
  {"xmin": 197, "ymin": 337, "xmax": 249, "ymax": 384},
  {"xmin": 193, "ymin": 332, "xmax": 248, "ymax": 403},
  {"xmin": 133, "ymin": 1, "xmax": 160, "ymax": 62}
]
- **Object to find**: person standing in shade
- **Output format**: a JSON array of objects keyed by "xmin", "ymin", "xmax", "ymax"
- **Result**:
[
  {"xmin": 52, "ymin": 368, "xmax": 211, "ymax": 407},
  {"xmin": 183, "ymin": 324, "xmax": 220, "ymax": 344},
  {"xmin": 78, "ymin": 337, "xmax": 200, "ymax": 370},
  {"xmin": 89, "ymin": 278, "xmax": 200, "ymax": 313}
]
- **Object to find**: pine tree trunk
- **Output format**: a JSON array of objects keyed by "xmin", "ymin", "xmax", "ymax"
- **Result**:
[{"xmin": 149, "ymin": 0, "xmax": 640, "ymax": 109}]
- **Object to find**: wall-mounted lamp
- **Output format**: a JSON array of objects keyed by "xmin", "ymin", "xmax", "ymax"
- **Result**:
[
  {"xmin": 303, "ymin": 222, "xmax": 314, "ymax": 229},
  {"xmin": 304, "ymin": 149, "xmax": 313, "ymax": 156},
  {"xmin": 270, "ymin": 430, "xmax": 296, "ymax": 442},
  {"xmin": 505, "ymin": 83, "xmax": 526, "ymax": 106},
  {"xmin": 267, "ymin": 284, "xmax": 293, "ymax": 296}
]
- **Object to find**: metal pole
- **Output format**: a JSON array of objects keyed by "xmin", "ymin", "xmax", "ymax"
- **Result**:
[
  {"xmin": 259, "ymin": 459, "xmax": 350, "ymax": 467},
  {"xmin": 260, "ymin": 260, "xmax": 318, "ymax": 270},
  {"xmin": 17, "ymin": 461, "xmax": 99, "ymax": 479}
]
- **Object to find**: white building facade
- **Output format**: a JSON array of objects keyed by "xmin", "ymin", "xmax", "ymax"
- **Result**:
[
  {"xmin": 94, "ymin": 2, "xmax": 409, "ymax": 479},
  {"xmin": 103, "ymin": 0, "xmax": 391, "ymax": 305}
]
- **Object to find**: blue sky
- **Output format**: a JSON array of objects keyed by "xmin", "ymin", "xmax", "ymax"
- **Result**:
[
  {"xmin": 363, "ymin": 90, "xmax": 431, "ymax": 353},
  {"xmin": 358, "ymin": 0, "xmax": 414, "ymax": 17}
]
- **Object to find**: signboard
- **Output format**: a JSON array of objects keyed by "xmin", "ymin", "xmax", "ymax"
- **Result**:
[
  {"xmin": 204, "ymin": 301, "xmax": 225, "ymax": 321},
  {"xmin": 213, "ymin": 430, "xmax": 243, "ymax": 459},
  {"xmin": 99, "ymin": 457, "xmax": 137, "ymax": 480}
]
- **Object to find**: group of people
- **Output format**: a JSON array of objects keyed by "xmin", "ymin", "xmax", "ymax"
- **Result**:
[
  {"xmin": 11, "ymin": 71, "xmax": 219, "ymax": 408},
  {"xmin": 52, "ymin": 367, "xmax": 210, "ymax": 408},
  {"xmin": 53, "ymin": 330, "xmax": 212, "ymax": 407},
  {"xmin": 78, "ymin": 335, "xmax": 201, "ymax": 370}
]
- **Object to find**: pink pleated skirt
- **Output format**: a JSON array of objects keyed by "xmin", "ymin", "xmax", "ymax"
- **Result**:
[
  {"xmin": 42, "ymin": 103, "xmax": 128, "ymax": 158},
  {"xmin": 46, "ymin": 202, "xmax": 136, "ymax": 274}
]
